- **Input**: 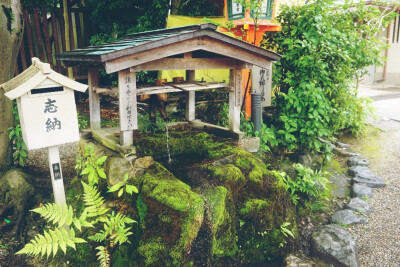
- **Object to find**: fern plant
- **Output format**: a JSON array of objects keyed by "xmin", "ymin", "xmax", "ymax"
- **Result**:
[
  {"xmin": 16, "ymin": 227, "xmax": 86, "ymax": 258},
  {"xmin": 17, "ymin": 172, "xmax": 137, "ymax": 266},
  {"xmin": 88, "ymin": 211, "xmax": 135, "ymax": 247},
  {"xmin": 81, "ymin": 181, "xmax": 109, "ymax": 221},
  {"xmin": 96, "ymin": 246, "xmax": 111, "ymax": 267},
  {"xmin": 16, "ymin": 203, "xmax": 92, "ymax": 258}
]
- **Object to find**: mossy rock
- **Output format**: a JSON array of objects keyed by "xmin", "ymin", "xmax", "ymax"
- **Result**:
[
  {"xmin": 133, "ymin": 130, "xmax": 238, "ymax": 160},
  {"xmin": 137, "ymin": 162, "xmax": 204, "ymax": 266},
  {"xmin": 201, "ymin": 186, "xmax": 238, "ymax": 260}
]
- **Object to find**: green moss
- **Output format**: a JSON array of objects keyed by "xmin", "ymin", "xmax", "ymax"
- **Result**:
[
  {"xmin": 202, "ymin": 186, "xmax": 238, "ymax": 259},
  {"xmin": 239, "ymin": 199, "xmax": 271, "ymax": 217},
  {"xmin": 136, "ymin": 194, "xmax": 147, "ymax": 224},
  {"xmin": 134, "ymin": 130, "xmax": 239, "ymax": 160},
  {"xmin": 323, "ymin": 158, "xmax": 345, "ymax": 173},
  {"xmin": 138, "ymin": 237, "xmax": 170, "ymax": 266},
  {"xmin": 234, "ymin": 152, "xmax": 269, "ymax": 189},
  {"xmin": 205, "ymin": 164, "xmax": 245, "ymax": 185},
  {"xmin": 139, "ymin": 162, "xmax": 204, "ymax": 265}
]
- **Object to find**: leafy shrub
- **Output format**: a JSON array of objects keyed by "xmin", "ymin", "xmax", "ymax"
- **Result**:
[
  {"xmin": 8, "ymin": 102, "xmax": 30, "ymax": 167},
  {"xmin": 263, "ymin": 0, "xmax": 396, "ymax": 153},
  {"xmin": 75, "ymin": 145, "xmax": 107, "ymax": 186},
  {"xmin": 273, "ymin": 163, "xmax": 329, "ymax": 205}
]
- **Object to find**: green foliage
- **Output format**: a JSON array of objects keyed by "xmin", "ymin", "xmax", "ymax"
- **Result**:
[
  {"xmin": 75, "ymin": 145, "xmax": 107, "ymax": 185},
  {"xmin": 240, "ymin": 114, "xmax": 278, "ymax": 152},
  {"xmin": 137, "ymin": 112, "xmax": 165, "ymax": 133},
  {"xmin": 273, "ymin": 164, "xmax": 329, "ymax": 205},
  {"xmin": 8, "ymin": 103, "xmax": 30, "ymax": 167},
  {"xmin": 17, "ymin": 179, "xmax": 137, "ymax": 266},
  {"xmin": 108, "ymin": 173, "xmax": 139, "ymax": 197},
  {"xmin": 88, "ymin": 211, "xmax": 135, "ymax": 246},
  {"xmin": 263, "ymin": 0, "xmax": 397, "ymax": 153},
  {"xmin": 77, "ymin": 112, "xmax": 88, "ymax": 129},
  {"xmin": 16, "ymin": 227, "xmax": 86, "ymax": 258},
  {"xmin": 96, "ymin": 246, "xmax": 111, "ymax": 267},
  {"xmin": 31, "ymin": 203, "xmax": 77, "ymax": 229},
  {"xmin": 81, "ymin": 181, "xmax": 109, "ymax": 220}
]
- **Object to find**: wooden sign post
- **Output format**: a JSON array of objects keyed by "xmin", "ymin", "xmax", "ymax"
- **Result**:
[{"xmin": 1, "ymin": 58, "xmax": 87, "ymax": 205}]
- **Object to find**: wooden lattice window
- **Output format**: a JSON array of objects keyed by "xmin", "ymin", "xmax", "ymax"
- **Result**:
[{"xmin": 227, "ymin": 0, "xmax": 245, "ymax": 20}]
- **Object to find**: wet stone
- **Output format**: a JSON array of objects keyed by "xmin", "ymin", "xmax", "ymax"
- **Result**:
[
  {"xmin": 282, "ymin": 253, "xmax": 318, "ymax": 267},
  {"xmin": 345, "ymin": 197, "xmax": 372, "ymax": 215},
  {"xmin": 336, "ymin": 141, "xmax": 350, "ymax": 148},
  {"xmin": 351, "ymin": 183, "xmax": 373, "ymax": 199},
  {"xmin": 347, "ymin": 156, "xmax": 370, "ymax": 167},
  {"xmin": 348, "ymin": 166, "xmax": 386, "ymax": 188},
  {"xmin": 311, "ymin": 224, "xmax": 360, "ymax": 267},
  {"xmin": 331, "ymin": 209, "xmax": 368, "ymax": 226}
]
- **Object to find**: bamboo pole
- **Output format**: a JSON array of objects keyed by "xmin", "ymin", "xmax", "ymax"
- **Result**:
[{"xmin": 63, "ymin": 0, "xmax": 73, "ymax": 78}]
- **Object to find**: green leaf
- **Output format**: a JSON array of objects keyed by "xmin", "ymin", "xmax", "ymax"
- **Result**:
[
  {"xmin": 97, "ymin": 168, "xmax": 106, "ymax": 179},
  {"xmin": 108, "ymin": 183, "xmax": 123, "ymax": 193},
  {"xmin": 96, "ymin": 156, "xmax": 107, "ymax": 166},
  {"xmin": 118, "ymin": 188, "xmax": 124, "ymax": 197}
]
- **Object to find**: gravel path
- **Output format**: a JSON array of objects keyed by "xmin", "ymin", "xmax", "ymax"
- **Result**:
[{"xmin": 342, "ymin": 127, "xmax": 400, "ymax": 266}]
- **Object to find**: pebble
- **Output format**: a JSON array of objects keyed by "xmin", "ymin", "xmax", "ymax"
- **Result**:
[{"xmin": 345, "ymin": 130, "xmax": 400, "ymax": 266}]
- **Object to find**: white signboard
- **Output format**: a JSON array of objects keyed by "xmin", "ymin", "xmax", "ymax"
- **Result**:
[
  {"xmin": 251, "ymin": 65, "xmax": 272, "ymax": 107},
  {"xmin": 18, "ymin": 86, "xmax": 79, "ymax": 150}
]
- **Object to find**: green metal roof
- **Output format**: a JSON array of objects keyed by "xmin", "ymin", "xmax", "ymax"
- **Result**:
[{"xmin": 56, "ymin": 23, "xmax": 280, "ymax": 65}]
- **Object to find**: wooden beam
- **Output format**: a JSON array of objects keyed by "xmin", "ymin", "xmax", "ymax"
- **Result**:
[
  {"xmin": 229, "ymin": 69, "xmax": 242, "ymax": 132},
  {"xmin": 105, "ymin": 37, "xmax": 267, "ymax": 74},
  {"xmin": 88, "ymin": 68, "xmax": 101, "ymax": 130},
  {"xmin": 129, "ymin": 58, "xmax": 252, "ymax": 72},
  {"xmin": 186, "ymin": 70, "xmax": 196, "ymax": 121},
  {"xmin": 118, "ymin": 70, "xmax": 138, "ymax": 146}
]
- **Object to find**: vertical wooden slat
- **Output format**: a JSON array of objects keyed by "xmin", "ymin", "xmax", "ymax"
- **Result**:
[
  {"xmin": 33, "ymin": 8, "xmax": 45, "ymax": 61},
  {"xmin": 42, "ymin": 9, "xmax": 53, "ymax": 66},
  {"xmin": 19, "ymin": 37, "xmax": 28, "ymax": 70},
  {"xmin": 68, "ymin": 11, "xmax": 75, "ymax": 50},
  {"xmin": 186, "ymin": 70, "xmax": 196, "ymax": 121},
  {"xmin": 68, "ymin": 11, "xmax": 76, "ymax": 76},
  {"xmin": 14, "ymin": 63, "xmax": 19, "ymax": 76},
  {"xmin": 58, "ymin": 8, "xmax": 66, "ymax": 52},
  {"xmin": 88, "ymin": 68, "xmax": 101, "ymax": 130},
  {"xmin": 75, "ymin": 11, "xmax": 83, "ymax": 48},
  {"xmin": 229, "ymin": 69, "xmax": 242, "ymax": 132},
  {"xmin": 118, "ymin": 70, "xmax": 138, "ymax": 146},
  {"xmin": 23, "ymin": 9, "xmax": 35, "ymax": 61},
  {"xmin": 51, "ymin": 11, "xmax": 62, "ymax": 73}
]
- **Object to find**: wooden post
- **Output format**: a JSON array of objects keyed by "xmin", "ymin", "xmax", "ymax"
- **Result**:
[
  {"xmin": 48, "ymin": 146, "xmax": 66, "ymax": 205},
  {"xmin": 118, "ymin": 70, "xmax": 138, "ymax": 146},
  {"xmin": 63, "ymin": 0, "xmax": 73, "ymax": 78},
  {"xmin": 88, "ymin": 68, "xmax": 101, "ymax": 130},
  {"xmin": 229, "ymin": 69, "xmax": 242, "ymax": 132},
  {"xmin": 186, "ymin": 70, "xmax": 196, "ymax": 121}
]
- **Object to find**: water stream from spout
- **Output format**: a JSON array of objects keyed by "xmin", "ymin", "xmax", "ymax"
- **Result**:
[{"xmin": 165, "ymin": 124, "xmax": 172, "ymax": 163}]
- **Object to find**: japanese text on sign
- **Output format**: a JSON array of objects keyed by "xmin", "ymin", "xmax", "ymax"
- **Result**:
[{"xmin": 44, "ymin": 98, "xmax": 62, "ymax": 132}]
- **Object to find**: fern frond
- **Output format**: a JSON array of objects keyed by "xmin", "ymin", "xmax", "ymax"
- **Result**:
[
  {"xmin": 101, "ymin": 212, "xmax": 136, "ymax": 246},
  {"xmin": 31, "ymin": 203, "xmax": 74, "ymax": 227},
  {"xmin": 88, "ymin": 232, "xmax": 106, "ymax": 243},
  {"xmin": 96, "ymin": 246, "xmax": 110, "ymax": 267},
  {"xmin": 16, "ymin": 227, "xmax": 85, "ymax": 258},
  {"xmin": 81, "ymin": 181, "xmax": 109, "ymax": 218}
]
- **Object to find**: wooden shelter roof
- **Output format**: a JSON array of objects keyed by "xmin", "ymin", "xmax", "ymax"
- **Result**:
[{"xmin": 56, "ymin": 23, "xmax": 280, "ymax": 73}]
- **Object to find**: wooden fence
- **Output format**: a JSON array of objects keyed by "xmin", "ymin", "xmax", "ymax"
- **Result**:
[{"xmin": 16, "ymin": 7, "xmax": 92, "ymax": 79}]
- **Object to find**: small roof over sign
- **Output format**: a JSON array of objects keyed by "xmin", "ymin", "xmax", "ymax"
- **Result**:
[{"xmin": 0, "ymin": 58, "xmax": 88, "ymax": 100}]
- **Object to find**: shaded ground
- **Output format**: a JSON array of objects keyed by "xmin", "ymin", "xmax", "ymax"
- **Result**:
[{"xmin": 339, "ymin": 83, "xmax": 400, "ymax": 266}]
